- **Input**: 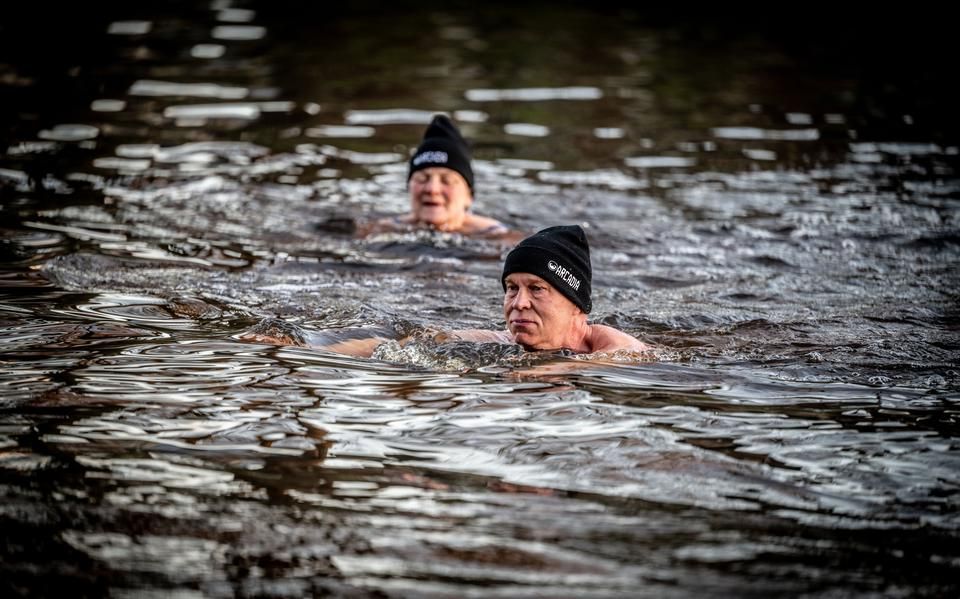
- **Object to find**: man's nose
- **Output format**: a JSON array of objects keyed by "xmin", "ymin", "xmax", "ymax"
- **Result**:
[{"xmin": 510, "ymin": 288, "xmax": 531, "ymax": 309}]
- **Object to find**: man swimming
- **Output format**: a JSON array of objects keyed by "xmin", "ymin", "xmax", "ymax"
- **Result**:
[
  {"xmin": 439, "ymin": 224, "xmax": 650, "ymax": 353},
  {"xmin": 245, "ymin": 225, "xmax": 650, "ymax": 357}
]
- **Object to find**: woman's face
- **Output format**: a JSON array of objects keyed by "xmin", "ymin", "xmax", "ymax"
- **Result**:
[{"xmin": 408, "ymin": 167, "xmax": 472, "ymax": 231}]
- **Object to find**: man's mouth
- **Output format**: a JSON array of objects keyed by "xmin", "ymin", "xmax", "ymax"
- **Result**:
[{"xmin": 510, "ymin": 319, "xmax": 536, "ymax": 328}]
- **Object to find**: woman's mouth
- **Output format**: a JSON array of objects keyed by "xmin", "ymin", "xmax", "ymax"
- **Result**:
[{"xmin": 418, "ymin": 196, "xmax": 444, "ymax": 207}]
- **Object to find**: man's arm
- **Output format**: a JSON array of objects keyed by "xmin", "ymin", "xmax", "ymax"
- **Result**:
[
  {"xmin": 434, "ymin": 329, "xmax": 514, "ymax": 344},
  {"xmin": 320, "ymin": 336, "xmax": 392, "ymax": 358},
  {"xmin": 318, "ymin": 328, "xmax": 514, "ymax": 357}
]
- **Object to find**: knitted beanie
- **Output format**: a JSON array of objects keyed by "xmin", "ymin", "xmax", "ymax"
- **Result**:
[
  {"xmin": 501, "ymin": 224, "xmax": 592, "ymax": 313},
  {"xmin": 408, "ymin": 114, "xmax": 474, "ymax": 191}
]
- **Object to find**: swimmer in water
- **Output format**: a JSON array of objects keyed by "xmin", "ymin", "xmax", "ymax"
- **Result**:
[
  {"xmin": 438, "ymin": 224, "xmax": 651, "ymax": 354},
  {"xmin": 357, "ymin": 114, "xmax": 513, "ymax": 238},
  {"xmin": 244, "ymin": 225, "xmax": 651, "ymax": 357}
]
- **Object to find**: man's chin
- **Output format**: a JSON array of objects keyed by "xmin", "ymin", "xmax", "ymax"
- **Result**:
[{"xmin": 511, "ymin": 332, "xmax": 539, "ymax": 351}]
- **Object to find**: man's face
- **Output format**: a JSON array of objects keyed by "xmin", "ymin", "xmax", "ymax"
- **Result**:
[
  {"xmin": 408, "ymin": 167, "xmax": 472, "ymax": 231},
  {"xmin": 503, "ymin": 272, "xmax": 581, "ymax": 350}
]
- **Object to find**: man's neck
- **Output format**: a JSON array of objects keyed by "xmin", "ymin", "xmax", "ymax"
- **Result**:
[{"xmin": 557, "ymin": 318, "xmax": 593, "ymax": 353}]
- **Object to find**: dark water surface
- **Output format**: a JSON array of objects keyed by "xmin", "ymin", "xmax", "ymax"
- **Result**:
[{"xmin": 2, "ymin": 2, "xmax": 959, "ymax": 597}]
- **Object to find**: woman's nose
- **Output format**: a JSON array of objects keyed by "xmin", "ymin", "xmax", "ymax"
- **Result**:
[{"xmin": 423, "ymin": 176, "xmax": 442, "ymax": 193}]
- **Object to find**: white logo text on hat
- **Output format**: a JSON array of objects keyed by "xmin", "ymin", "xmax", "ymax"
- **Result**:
[
  {"xmin": 413, "ymin": 150, "xmax": 448, "ymax": 166},
  {"xmin": 547, "ymin": 260, "xmax": 581, "ymax": 290}
]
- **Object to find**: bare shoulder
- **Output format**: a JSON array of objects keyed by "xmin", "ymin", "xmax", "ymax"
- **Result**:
[
  {"xmin": 461, "ymin": 214, "xmax": 514, "ymax": 237},
  {"xmin": 587, "ymin": 324, "xmax": 651, "ymax": 352}
]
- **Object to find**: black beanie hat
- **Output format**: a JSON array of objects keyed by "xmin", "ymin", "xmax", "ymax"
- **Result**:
[
  {"xmin": 408, "ymin": 114, "xmax": 474, "ymax": 192},
  {"xmin": 501, "ymin": 225, "xmax": 593, "ymax": 313}
]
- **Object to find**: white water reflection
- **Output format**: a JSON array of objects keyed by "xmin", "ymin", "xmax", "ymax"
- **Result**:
[
  {"xmin": 217, "ymin": 8, "xmax": 256, "ymax": 23},
  {"xmin": 91, "ymin": 99, "xmax": 126, "ymax": 112},
  {"xmin": 711, "ymin": 127, "xmax": 820, "ymax": 141},
  {"xmin": 160, "ymin": 101, "xmax": 293, "ymax": 124},
  {"xmin": 0, "ymin": 167, "xmax": 30, "ymax": 184},
  {"xmin": 164, "ymin": 103, "xmax": 261, "ymax": 120},
  {"xmin": 785, "ymin": 113, "xmax": 813, "ymax": 125},
  {"xmin": 191, "ymin": 44, "xmax": 226, "ymax": 58},
  {"xmin": 318, "ymin": 145, "xmax": 404, "ymax": 164},
  {"xmin": 466, "ymin": 86, "xmax": 603, "ymax": 101},
  {"xmin": 93, "ymin": 157, "xmax": 151, "ymax": 172},
  {"xmin": 62, "ymin": 530, "xmax": 228, "ymax": 581},
  {"xmin": 452, "ymin": 110, "xmax": 489, "ymax": 123},
  {"xmin": 625, "ymin": 156, "xmax": 696, "ymax": 168},
  {"xmin": 344, "ymin": 109, "xmax": 436, "ymax": 125},
  {"xmin": 496, "ymin": 158, "xmax": 554, "ymax": 171},
  {"xmin": 211, "ymin": 25, "xmax": 266, "ymax": 40},
  {"xmin": 38, "ymin": 124, "xmax": 99, "ymax": 141},
  {"xmin": 742, "ymin": 148, "xmax": 777, "ymax": 161},
  {"xmin": 504, "ymin": 123, "xmax": 550, "ymax": 137},
  {"xmin": 594, "ymin": 127, "xmax": 626, "ymax": 139},
  {"xmin": 849, "ymin": 142, "xmax": 949, "ymax": 156},
  {"xmin": 107, "ymin": 21, "xmax": 152, "ymax": 35},
  {"xmin": 130, "ymin": 80, "xmax": 250, "ymax": 99},
  {"xmin": 306, "ymin": 125, "xmax": 376, "ymax": 138},
  {"xmin": 538, "ymin": 169, "xmax": 647, "ymax": 189}
]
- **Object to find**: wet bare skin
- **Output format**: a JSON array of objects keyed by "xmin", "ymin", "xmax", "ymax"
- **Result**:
[
  {"xmin": 438, "ymin": 273, "xmax": 652, "ymax": 358},
  {"xmin": 243, "ymin": 327, "xmax": 650, "ymax": 360},
  {"xmin": 357, "ymin": 167, "xmax": 515, "ymax": 238},
  {"xmin": 500, "ymin": 272, "xmax": 650, "ymax": 353},
  {"xmin": 240, "ymin": 273, "xmax": 650, "ymax": 359}
]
